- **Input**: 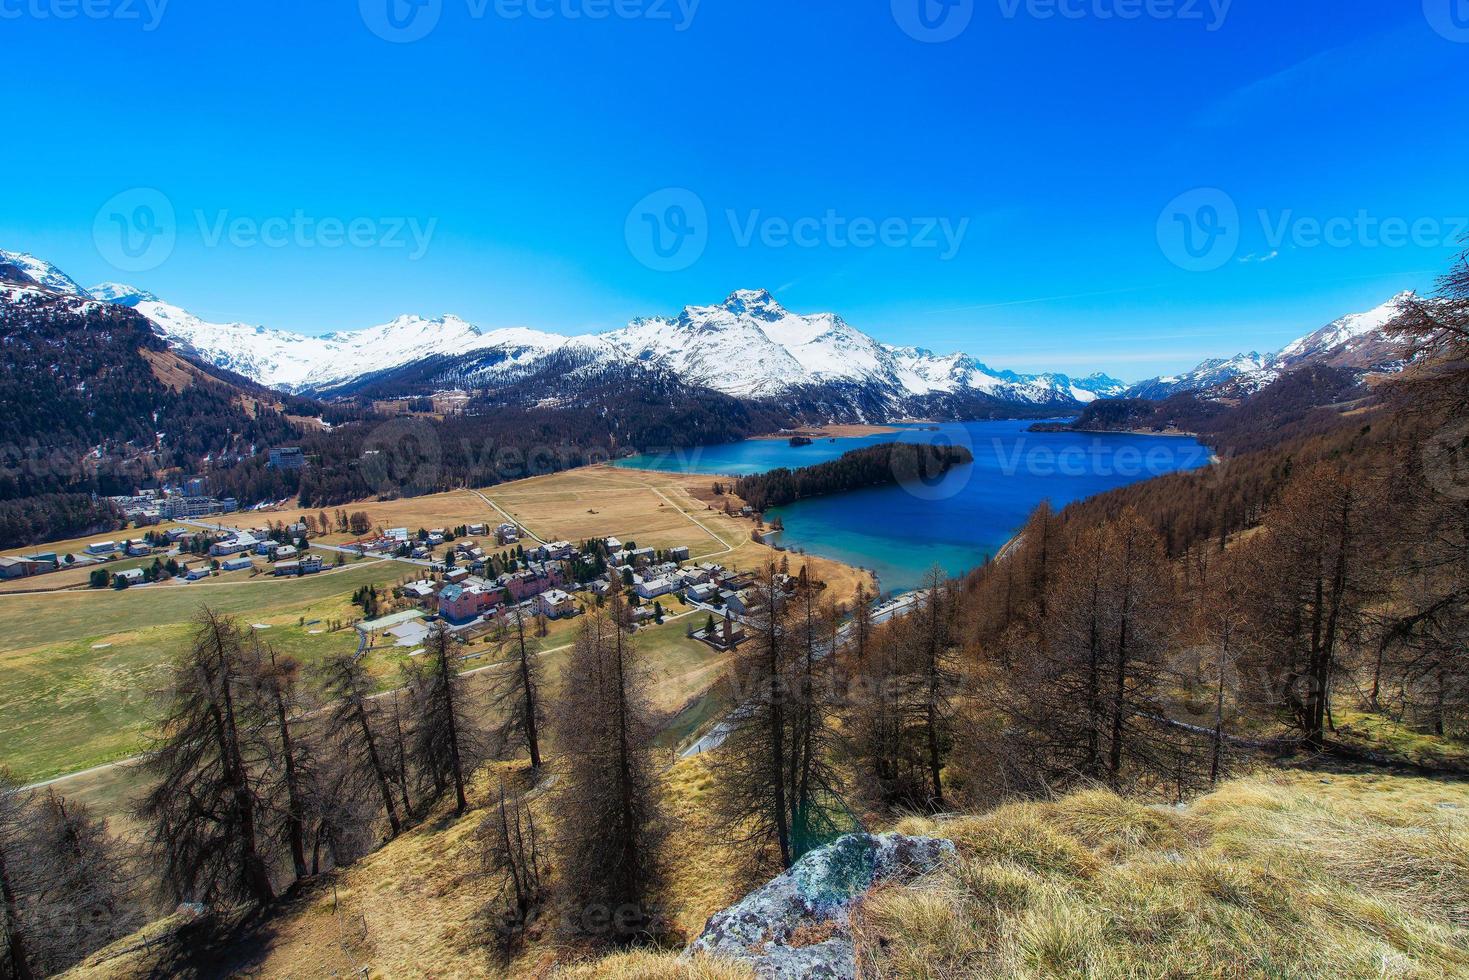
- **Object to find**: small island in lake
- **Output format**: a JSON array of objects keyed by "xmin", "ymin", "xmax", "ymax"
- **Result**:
[
  {"xmin": 788, "ymin": 435, "xmax": 814, "ymax": 447},
  {"xmin": 734, "ymin": 441, "xmax": 974, "ymax": 511}
]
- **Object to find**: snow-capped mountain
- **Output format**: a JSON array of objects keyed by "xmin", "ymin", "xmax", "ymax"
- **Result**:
[
  {"xmin": 75, "ymin": 274, "xmax": 1121, "ymax": 409},
  {"xmin": 596, "ymin": 289, "xmax": 1122, "ymax": 407},
  {"xmin": 0, "ymin": 250, "xmax": 91, "ymax": 298},
  {"xmin": 87, "ymin": 284, "xmax": 574, "ymax": 392},
  {"xmin": 1126, "ymin": 292, "xmax": 1416, "ymax": 400}
]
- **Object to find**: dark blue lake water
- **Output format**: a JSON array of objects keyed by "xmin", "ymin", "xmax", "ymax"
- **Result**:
[{"xmin": 616, "ymin": 421, "xmax": 1211, "ymax": 594}]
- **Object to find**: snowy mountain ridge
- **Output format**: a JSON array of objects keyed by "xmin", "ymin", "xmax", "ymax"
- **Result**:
[
  {"xmin": 0, "ymin": 247, "xmax": 1418, "ymax": 413},
  {"xmin": 0, "ymin": 250, "xmax": 1124, "ymax": 408},
  {"xmin": 1125, "ymin": 291, "xmax": 1417, "ymax": 400}
]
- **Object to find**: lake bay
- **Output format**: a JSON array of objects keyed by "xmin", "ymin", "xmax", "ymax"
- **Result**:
[{"xmin": 616, "ymin": 420, "xmax": 1211, "ymax": 594}]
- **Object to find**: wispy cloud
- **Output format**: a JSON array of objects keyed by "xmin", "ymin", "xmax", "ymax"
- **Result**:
[{"xmin": 1239, "ymin": 250, "xmax": 1280, "ymax": 264}]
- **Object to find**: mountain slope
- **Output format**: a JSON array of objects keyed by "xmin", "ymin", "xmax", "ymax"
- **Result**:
[
  {"xmin": 0, "ymin": 249, "xmax": 90, "ymax": 297},
  {"xmin": 0, "ymin": 280, "xmax": 304, "ymax": 504},
  {"xmin": 1127, "ymin": 292, "xmax": 1415, "ymax": 400}
]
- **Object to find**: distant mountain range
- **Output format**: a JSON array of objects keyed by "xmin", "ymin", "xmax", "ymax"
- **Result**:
[
  {"xmin": 3, "ymin": 250, "xmax": 1127, "ymax": 414},
  {"xmin": 1123, "ymin": 292, "xmax": 1415, "ymax": 400},
  {"xmin": 0, "ymin": 247, "xmax": 1419, "ymax": 418}
]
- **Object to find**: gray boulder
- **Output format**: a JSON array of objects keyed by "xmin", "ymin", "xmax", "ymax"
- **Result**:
[{"xmin": 685, "ymin": 832, "xmax": 954, "ymax": 979}]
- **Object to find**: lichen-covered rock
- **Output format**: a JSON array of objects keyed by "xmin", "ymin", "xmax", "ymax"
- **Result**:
[{"xmin": 685, "ymin": 832, "xmax": 954, "ymax": 979}]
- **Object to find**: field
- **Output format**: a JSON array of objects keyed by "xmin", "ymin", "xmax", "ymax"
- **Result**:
[{"xmin": 3, "ymin": 463, "xmax": 871, "ymax": 814}]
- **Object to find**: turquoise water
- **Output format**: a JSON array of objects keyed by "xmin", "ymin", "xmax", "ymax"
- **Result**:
[{"xmin": 616, "ymin": 421, "xmax": 1211, "ymax": 594}]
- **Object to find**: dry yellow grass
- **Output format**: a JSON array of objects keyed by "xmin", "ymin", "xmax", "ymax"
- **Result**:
[
  {"xmin": 66, "ymin": 765, "xmax": 1469, "ymax": 979},
  {"xmin": 859, "ymin": 769, "xmax": 1469, "ymax": 979}
]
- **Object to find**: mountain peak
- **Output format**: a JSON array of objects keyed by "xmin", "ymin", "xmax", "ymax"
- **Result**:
[
  {"xmin": 722, "ymin": 288, "xmax": 784, "ymax": 317},
  {"xmin": 0, "ymin": 249, "xmax": 89, "ymax": 297},
  {"xmin": 89, "ymin": 282, "xmax": 160, "ymax": 306}
]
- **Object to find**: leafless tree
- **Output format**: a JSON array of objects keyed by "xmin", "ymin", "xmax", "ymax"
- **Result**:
[
  {"xmin": 552, "ymin": 603, "xmax": 665, "ymax": 944},
  {"xmin": 320, "ymin": 652, "xmax": 405, "ymax": 837},
  {"xmin": 485, "ymin": 611, "xmax": 546, "ymax": 772},
  {"xmin": 136, "ymin": 609, "xmax": 277, "ymax": 907}
]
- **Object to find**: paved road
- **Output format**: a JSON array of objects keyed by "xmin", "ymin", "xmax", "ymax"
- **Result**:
[{"xmin": 680, "ymin": 591, "xmax": 924, "ymax": 758}]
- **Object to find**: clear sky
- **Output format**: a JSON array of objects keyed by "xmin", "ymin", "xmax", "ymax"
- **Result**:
[{"xmin": 1, "ymin": 0, "xmax": 1465, "ymax": 381}]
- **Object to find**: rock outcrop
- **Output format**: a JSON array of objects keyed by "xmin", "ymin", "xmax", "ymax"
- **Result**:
[{"xmin": 685, "ymin": 832, "xmax": 954, "ymax": 979}]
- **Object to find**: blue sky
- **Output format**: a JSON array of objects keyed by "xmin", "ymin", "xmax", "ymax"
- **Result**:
[{"xmin": 1, "ymin": 0, "xmax": 1465, "ymax": 381}]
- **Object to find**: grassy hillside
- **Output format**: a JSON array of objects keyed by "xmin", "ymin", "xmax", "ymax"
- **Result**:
[
  {"xmin": 63, "ymin": 765, "xmax": 1469, "ymax": 979},
  {"xmin": 861, "ymin": 769, "xmax": 1469, "ymax": 978}
]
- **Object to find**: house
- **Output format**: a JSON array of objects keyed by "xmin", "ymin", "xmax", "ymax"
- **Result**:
[
  {"xmin": 402, "ymin": 580, "xmax": 437, "ymax": 602},
  {"xmin": 427, "ymin": 530, "xmax": 446, "ymax": 546},
  {"xmin": 445, "ymin": 567, "xmax": 469, "ymax": 584},
  {"xmin": 273, "ymin": 545, "xmax": 298, "ymax": 560},
  {"xmin": 537, "ymin": 589, "xmax": 577, "ymax": 619},
  {"xmin": 124, "ymin": 539, "xmax": 152, "ymax": 557},
  {"xmin": 503, "ymin": 564, "xmax": 565, "ymax": 602},
  {"xmin": 0, "ymin": 557, "xmax": 46, "ymax": 579},
  {"xmin": 113, "ymin": 568, "xmax": 147, "ymax": 585},
  {"xmin": 439, "ymin": 584, "xmax": 497, "ymax": 625},
  {"xmin": 635, "ymin": 577, "xmax": 675, "ymax": 600},
  {"xmin": 721, "ymin": 589, "xmax": 751, "ymax": 616},
  {"xmin": 467, "ymin": 523, "xmax": 487, "ymax": 536},
  {"xmin": 687, "ymin": 582, "xmax": 720, "ymax": 603},
  {"xmin": 267, "ymin": 447, "xmax": 306, "ymax": 470},
  {"xmin": 274, "ymin": 561, "xmax": 300, "ymax": 576},
  {"xmin": 387, "ymin": 527, "xmax": 410, "ymax": 542},
  {"xmin": 630, "ymin": 547, "xmax": 656, "ymax": 566},
  {"xmin": 669, "ymin": 546, "xmax": 690, "ymax": 562},
  {"xmin": 604, "ymin": 536, "xmax": 623, "ymax": 551},
  {"xmin": 540, "ymin": 541, "xmax": 575, "ymax": 560},
  {"xmin": 255, "ymin": 540, "xmax": 278, "ymax": 556},
  {"xmin": 221, "ymin": 557, "xmax": 253, "ymax": 572},
  {"xmin": 300, "ymin": 555, "xmax": 323, "ymax": 575},
  {"xmin": 86, "ymin": 541, "xmax": 117, "ymax": 556},
  {"xmin": 496, "ymin": 523, "xmax": 520, "ymax": 544},
  {"xmin": 186, "ymin": 567, "xmax": 212, "ymax": 581},
  {"xmin": 210, "ymin": 533, "xmax": 259, "ymax": 557}
]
